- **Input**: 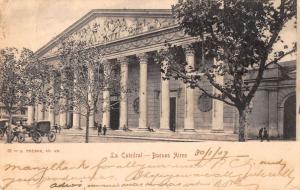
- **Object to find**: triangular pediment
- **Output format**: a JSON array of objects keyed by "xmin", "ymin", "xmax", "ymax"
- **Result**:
[{"xmin": 36, "ymin": 9, "xmax": 175, "ymax": 59}]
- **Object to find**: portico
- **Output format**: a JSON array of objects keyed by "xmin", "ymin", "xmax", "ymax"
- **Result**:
[
  {"xmin": 30, "ymin": 9, "xmax": 238, "ymax": 138},
  {"xmin": 89, "ymin": 43, "xmax": 224, "ymax": 133}
]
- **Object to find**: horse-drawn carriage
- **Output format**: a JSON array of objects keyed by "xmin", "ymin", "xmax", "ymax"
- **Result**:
[
  {"xmin": 23, "ymin": 121, "xmax": 56, "ymax": 143},
  {"xmin": 0, "ymin": 119, "xmax": 9, "ymax": 139},
  {"xmin": 1, "ymin": 119, "xmax": 56, "ymax": 143},
  {"xmin": 0, "ymin": 119, "xmax": 25, "ymax": 142}
]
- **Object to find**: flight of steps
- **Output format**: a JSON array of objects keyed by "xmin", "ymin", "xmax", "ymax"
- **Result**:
[{"xmin": 60, "ymin": 128, "xmax": 238, "ymax": 142}]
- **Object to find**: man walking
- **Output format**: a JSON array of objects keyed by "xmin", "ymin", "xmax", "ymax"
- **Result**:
[
  {"xmin": 103, "ymin": 125, "xmax": 107, "ymax": 136},
  {"xmin": 258, "ymin": 127, "xmax": 263, "ymax": 141},
  {"xmin": 263, "ymin": 127, "xmax": 269, "ymax": 141},
  {"xmin": 97, "ymin": 123, "xmax": 102, "ymax": 136},
  {"xmin": 258, "ymin": 127, "xmax": 269, "ymax": 142}
]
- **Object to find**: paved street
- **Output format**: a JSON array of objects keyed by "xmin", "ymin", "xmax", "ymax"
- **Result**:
[
  {"xmin": 0, "ymin": 127, "xmax": 252, "ymax": 143},
  {"xmin": 0, "ymin": 131, "xmax": 290, "ymax": 143},
  {"xmin": 1, "ymin": 128, "xmax": 288, "ymax": 144},
  {"xmin": 1, "ymin": 133, "xmax": 173, "ymax": 143}
]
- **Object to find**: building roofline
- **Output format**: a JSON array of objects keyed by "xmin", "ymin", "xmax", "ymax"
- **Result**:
[{"xmin": 35, "ymin": 9, "xmax": 173, "ymax": 57}]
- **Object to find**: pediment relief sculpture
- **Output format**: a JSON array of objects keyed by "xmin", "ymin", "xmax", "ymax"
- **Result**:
[
  {"xmin": 70, "ymin": 16, "xmax": 175, "ymax": 44},
  {"xmin": 41, "ymin": 16, "xmax": 175, "ymax": 58}
]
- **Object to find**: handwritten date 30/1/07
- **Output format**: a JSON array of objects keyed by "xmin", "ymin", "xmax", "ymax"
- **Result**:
[{"xmin": 1, "ymin": 147, "xmax": 297, "ymax": 190}]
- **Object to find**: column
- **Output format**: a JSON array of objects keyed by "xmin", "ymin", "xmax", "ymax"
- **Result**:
[
  {"xmin": 59, "ymin": 73, "xmax": 67, "ymax": 128},
  {"xmin": 183, "ymin": 45, "xmax": 195, "ymax": 132},
  {"xmin": 160, "ymin": 60, "xmax": 170, "ymax": 131},
  {"xmin": 88, "ymin": 65, "xmax": 95, "ymax": 128},
  {"xmin": 137, "ymin": 53, "xmax": 148, "ymax": 130},
  {"xmin": 37, "ymin": 103, "xmax": 44, "ymax": 121},
  {"xmin": 59, "ymin": 98, "xmax": 67, "ymax": 128},
  {"xmin": 211, "ymin": 59, "xmax": 224, "ymax": 132},
  {"xmin": 48, "ymin": 107, "xmax": 55, "ymax": 126},
  {"xmin": 102, "ymin": 90, "xmax": 110, "ymax": 128},
  {"xmin": 73, "ymin": 108, "xmax": 81, "ymax": 129},
  {"xmin": 118, "ymin": 57, "xmax": 129, "ymax": 129},
  {"xmin": 102, "ymin": 61, "xmax": 110, "ymax": 128},
  {"xmin": 48, "ymin": 77, "xmax": 55, "ymax": 126},
  {"xmin": 27, "ymin": 105, "xmax": 34, "ymax": 125},
  {"xmin": 72, "ymin": 71, "xmax": 81, "ymax": 129},
  {"xmin": 34, "ymin": 103, "xmax": 38, "ymax": 121}
]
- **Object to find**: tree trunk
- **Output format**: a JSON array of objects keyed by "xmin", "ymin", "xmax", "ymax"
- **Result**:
[
  {"xmin": 6, "ymin": 113, "xmax": 13, "ymax": 143},
  {"xmin": 85, "ymin": 111, "xmax": 89, "ymax": 143},
  {"xmin": 238, "ymin": 108, "xmax": 250, "ymax": 142}
]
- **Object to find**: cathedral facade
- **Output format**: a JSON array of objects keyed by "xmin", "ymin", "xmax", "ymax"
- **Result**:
[{"xmin": 29, "ymin": 9, "xmax": 296, "ymax": 140}]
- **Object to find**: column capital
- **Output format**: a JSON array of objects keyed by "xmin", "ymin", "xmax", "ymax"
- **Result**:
[
  {"xmin": 136, "ymin": 53, "xmax": 149, "ymax": 64},
  {"xmin": 183, "ymin": 44, "xmax": 195, "ymax": 56},
  {"xmin": 161, "ymin": 60, "xmax": 169, "ymax": 78},
  {"xmin": 117, "ymin": 56, "xmax": 130, "ymax": 64},
  {"xmin": 87, "ymin": 63, "xmax": 95, "ymax": 71},
  {"xmin": 101, "ymin": 59, "xmax": 112, "ymax": 65},
  {"xmin": 103, "ymin": 60, "xmax": 112, "ymax": 76}
]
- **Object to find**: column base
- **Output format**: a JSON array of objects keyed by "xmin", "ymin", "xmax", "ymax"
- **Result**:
[
  {"xmin": 268, "ymin": 127, "xmax": 279, "ymax": 138},
  {"xmin": 211, "ymin": 129, "xmax": 224, "ymax": 133},
  {"xmin": 73, "ymin": 126, "xmax": 83, "ymax": 130},
  {"xmin": 183, "ymin": 128, "xmax": 196, "ymax": 133},
  {"xmin": 158, "ymin": 128, "xmax": 172, "ymax": 133},
  {"xmin": 136, "ymin": 127, "xmax": 149, "ymax": 131}
]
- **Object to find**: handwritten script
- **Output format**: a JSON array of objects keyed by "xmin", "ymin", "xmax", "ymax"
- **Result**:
[{"xmin": 0, "ymin": 146, "xmax": 299, "ymax": 190}]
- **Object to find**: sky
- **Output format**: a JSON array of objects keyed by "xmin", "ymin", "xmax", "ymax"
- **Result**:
[
  {"xmin": 0, "ymin": 0, "xmax": 296, "ymax": 62},
  {"xmin": 0, "ymin": 0, "xmax": 176, "ymax": 51}
]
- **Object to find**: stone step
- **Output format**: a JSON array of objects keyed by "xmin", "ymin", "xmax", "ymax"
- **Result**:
[{"xmin": 60, "ymin": 128, "xmax": 238, "ymax": 141}]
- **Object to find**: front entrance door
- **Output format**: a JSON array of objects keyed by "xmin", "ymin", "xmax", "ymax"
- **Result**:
[
  {"xmin": 169, "ymin": 97, "xmax": 176, "ymax": 132},
  {"xmin": 283, "ymin": 95, "xmax": 296, "ymax": 139},
  {"xmin": 110, "ymin": 101, "xmax": 120, "ymax": 130}
]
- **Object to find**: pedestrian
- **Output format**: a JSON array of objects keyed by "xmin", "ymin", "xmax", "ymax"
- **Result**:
[
  {"xmin": 103, "ymin": 125, "xmax": 107, "ymax": 136},
  {"xmin": 94, "ymin": 121, "xmax": 98, "ymax": 130},
  {"xmin": 98, "ymin": 123, "xmax": 102, "ymax": 136},
  {"xmin": 258, "ymin": 127, "xmax": 263, "ymax": 142},
  {"xmin": 53, "ymin": 124, "xmax": 61, "ymax": 133},
  {"xmin": 258, "ymin": 127, "xmax": 269, "ymax": 142},
  {"xmin": 147, "ymin": 124, "xmax": 154, "ymax": 132},
  {"xmin": 263, "ymin": 127, "xmax": 269, "ymax": 141}
]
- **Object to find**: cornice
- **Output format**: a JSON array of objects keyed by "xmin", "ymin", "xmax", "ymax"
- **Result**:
[{"xmin": 38, "ymin": 25, "xmax": 184, "ymax": 61}]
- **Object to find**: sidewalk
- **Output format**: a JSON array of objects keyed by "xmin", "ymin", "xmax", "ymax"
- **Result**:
[{"xmin": 60, "ymin": 128, "xmax": 238, "ymax": 142}]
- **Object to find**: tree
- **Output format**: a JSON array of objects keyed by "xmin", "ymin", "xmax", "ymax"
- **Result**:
[
  {"xmin": 158, "ymin": 0, "xmax": 296, "ymax": 141},
  {"xmin": 0, "ymin": 48, "xmax": 33, "ymax": 142},
  {"xmin": 23, "ymin": 54, "xmax": 54, "ymax": 122},
  {"xmin": 57, "ymin": 39, "xmax": 120, "ymax": 143}
]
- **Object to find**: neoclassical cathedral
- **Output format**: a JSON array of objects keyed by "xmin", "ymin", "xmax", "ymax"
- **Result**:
[{"xmin": 26, "ymin": 9, "xmax": 296, "ymax": 140}]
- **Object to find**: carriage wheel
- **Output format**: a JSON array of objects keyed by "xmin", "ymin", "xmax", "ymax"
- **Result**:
[
  {"xmin": 32, "ymin": 132, "xmax": 42, "ymax": 143},
  {"xmin": 0, "ymin": 129, "xmax": 4, "ymax": 139},
  {"xmin": 17, "ymin": 133, "xmax": 25, "ymax": 143},
  {"xmin": 47, "ymin": 131, "xmax": 56, "ymax": 142}
]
